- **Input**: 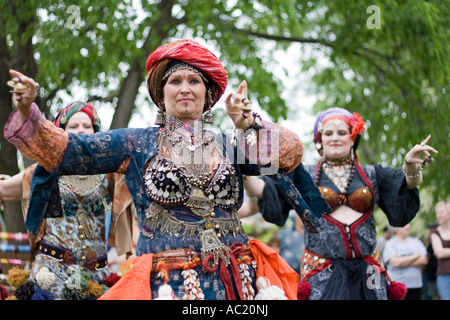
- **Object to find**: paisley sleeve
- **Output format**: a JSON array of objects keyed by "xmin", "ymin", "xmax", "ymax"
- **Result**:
[{"xmin": 4, "ymin": 103, "xmax": 69, "ymax": 173}]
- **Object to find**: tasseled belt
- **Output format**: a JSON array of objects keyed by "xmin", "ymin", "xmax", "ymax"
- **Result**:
[{"xmin": 152, "ymin": 243, "xmax": 255, "ymax": 300}]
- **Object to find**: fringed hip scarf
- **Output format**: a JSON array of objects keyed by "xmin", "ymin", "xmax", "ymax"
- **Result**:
[
  {"xmin": 152, "ymin": 243, "xmax": 255, "ymax": 300},
  {"xmin": 99, "ymin": 239, "xmax": 299, "ymax": 300},
  {"xmin": 100, "ymin": 243, "xmax": 256, "ymax": 300},
  {"xmin": 299, "ymin": 248, "xmax": 405, "ymax": 300}
]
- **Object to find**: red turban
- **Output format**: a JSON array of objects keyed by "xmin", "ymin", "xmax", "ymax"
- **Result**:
[
  {"xmin": 145, "ymin": 39, "xmax": 228, "ymax": 109},
  {"xmin": 54, "ymin": 101, "xmax": 101, "ymax": 132}
]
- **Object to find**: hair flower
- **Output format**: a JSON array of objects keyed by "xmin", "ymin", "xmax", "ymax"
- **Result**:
[{"xmin": 349, "ymin": 112, "xmax": 365, "ymax": 139}]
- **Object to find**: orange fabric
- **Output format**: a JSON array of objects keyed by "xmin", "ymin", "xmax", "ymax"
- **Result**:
[
  {"xmin": 248, "ymin": 239, "xmax": 299, "ymax": 300},
  {"xmin": 108, "ymin": 173, "xmax": 135, "ymax": 258},
  {"xmin": 99, "ymin": 253, "xmax": 154, "ymax": 300}
]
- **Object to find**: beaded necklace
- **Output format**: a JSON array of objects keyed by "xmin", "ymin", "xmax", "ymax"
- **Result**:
[
  {"xmin": 314, "ymin": 154, "xmax": 356, "ymax": 195},
  {"xmin": 144, "ymin": 114, "xmax": 240, "ymax": 268},
  {"xmin": 59, "ymin": 175, "xmax": 104, "ymax": 239}
]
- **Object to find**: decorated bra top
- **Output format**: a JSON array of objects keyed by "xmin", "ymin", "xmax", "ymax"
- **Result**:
[
  {"xmin": 144, "ymin": 115, "xmax": 239, "ymax": 214},
  {"xmin": 318, "ymin": 170, "xmax": 373, "ymax": 213},
  {"xmin": 58, "ymin": 174, "xmax": 110, "ymax": 215}
]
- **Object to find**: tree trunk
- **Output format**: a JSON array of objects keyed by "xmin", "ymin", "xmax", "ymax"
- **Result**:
[
  {"xmin": 0, "ymin": 2, "xmax": 38, "ymax": 232},
  {"xmin": 109, "ymin": 0, "xmax": 177, "ymax": 129}
]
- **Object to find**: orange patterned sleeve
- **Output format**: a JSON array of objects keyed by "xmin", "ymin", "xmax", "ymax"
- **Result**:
[{"xmin": 4, "ymin": 103, "xmax": 69, "ymax": 173}]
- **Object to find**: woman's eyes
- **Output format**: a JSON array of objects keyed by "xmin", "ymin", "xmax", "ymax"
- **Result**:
[
  {"xmin": 169, "ymin": 78, "xmax": 201, "ymax": 84},
  {"xmin": 324, "ymin": 130, "xmax": 349, "ymax": 136}
]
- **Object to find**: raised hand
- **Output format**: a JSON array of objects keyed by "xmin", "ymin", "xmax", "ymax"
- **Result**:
[{"xmin": 8, "ymin": 69, "xmax": 40, "ymax": 119}]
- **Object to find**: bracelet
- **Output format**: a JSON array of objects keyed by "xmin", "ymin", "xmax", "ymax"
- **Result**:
[
  {"xmin": 246, "ymin": 112, "xmax": 263, "ymax": 131},
  {"xmin": 402, "ymin": 163, "xmax": 422, "ymax": 179},
  {"xmin": 230, "ymin": 112, "xmax": 263, "ymax": 146}
]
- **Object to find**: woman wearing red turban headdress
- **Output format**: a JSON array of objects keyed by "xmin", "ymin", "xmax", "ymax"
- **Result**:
[{"xmin": 4, "ymin": 39, "xmax": 330, "ymax": 300}]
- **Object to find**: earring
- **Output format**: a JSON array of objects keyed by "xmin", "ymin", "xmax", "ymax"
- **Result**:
[
  {"xmin": 208, "ymin": 89, "xmax": 214, "ymax": 106},
  {"xmin": 315, "ymin": 143, "xmax": 323, "ymax": 156},
  {"xmin": 203, "ymin": 109, "xmax": 213, "ymax": 124},
  {"xmin": 155, "ymin": 108, "xmax": 165, "ymax": 126}
]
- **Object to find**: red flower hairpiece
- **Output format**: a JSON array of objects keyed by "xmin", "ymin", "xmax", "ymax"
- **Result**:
[{"xmin": 349, "ymin": 112, "xmax": 366, "ymax": 140}]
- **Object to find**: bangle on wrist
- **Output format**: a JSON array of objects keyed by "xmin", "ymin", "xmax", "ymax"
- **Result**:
[
  {"xmin": 402, "ymin": 162, "xmax": 422, "ymax": 179},
  {"xmin": 245, "ymin": 112, "xmax": 263, "ymax": 131}
]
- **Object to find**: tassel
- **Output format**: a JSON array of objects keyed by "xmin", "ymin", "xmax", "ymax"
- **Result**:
[
  {"xmin": 15, "ymin": 281, "xmax": 35, "ymax": 300},
  {"xmin": 76, "ymin": 207, "xmax": 95, "ymax": 239},
  {"xmin": 7, "ymin": 267, "xmax": 30, "ymax": 288},
  {"xmin": 31, "ymin": 286, "xmax": 54, "ymax": 300},
  {"xmin": 155, "ymin": 108, "xmax": 165, "ymax": 126},
  {"xmin": 35, "ymin": 267, "xmax": 55, "ymax": 290},
  {"xmin": 297, "ymin": 281, "xmax": 311, "ymax": 300},
  {"xmin": 104, "ymin": 273, "xmax": 121, "ymax": 287},
  {"xmin": 254, "ymin": 276, "xmax": 288, "ymax": 300},
  {"xmin": 387, "ymin": 281, "xmax": 407, "ymax": 300},
  {"xmin": 86, "ymin": 280, "xmax": 104, "ymax": 297},
  {"xmin": 154, "ymin": 284, "xmax": 177, "ymax": 300}
]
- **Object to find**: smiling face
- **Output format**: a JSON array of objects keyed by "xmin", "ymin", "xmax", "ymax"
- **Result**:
[
  {"xmin": 321, "ymin": 119, "xmax": 354, "ymax": 159},
  {"xmin": 162, "ymin": 69, "xmax": 207, "ymax": 122},
  {"xmin": 65, "ymin": 112, "xmax": 95, "ymax": 134}
]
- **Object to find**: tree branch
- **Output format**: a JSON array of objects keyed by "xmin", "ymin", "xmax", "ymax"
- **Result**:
[
  {"xmin": 230, "ymin": 24, "xmax": 334, "ymax": 47},
  {"xmin": 87, "ymin": 91, "xmax": 119, "ymax": 103}
]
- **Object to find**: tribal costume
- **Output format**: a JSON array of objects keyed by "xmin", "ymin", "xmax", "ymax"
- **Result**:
[
  {"xmin": 5, "ymin": 40, "xmax": 329, "ymax": 300},
  {"xmin": 257, "ymin": 107, "xmax": 419, "ymax": 300}
]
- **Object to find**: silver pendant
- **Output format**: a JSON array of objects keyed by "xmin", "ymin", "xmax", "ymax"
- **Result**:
[{"xmin": 201, "ymin": 229, "xmax": 231, "ymax": 268}]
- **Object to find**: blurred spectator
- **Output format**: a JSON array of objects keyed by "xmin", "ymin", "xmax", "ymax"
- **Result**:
[
  {"xmin": 430, "ymin": 201, "xmax": 450, "ymax": 300},
  {"xmin": 377, "ymin": 225, "xmax": 394, "ymax": 262},
  {"xmin": 383, "ymin": 224, "xmax": 428, "ymax": 300},
  {"xmin": 423, "ymin": 222, "xmax": 440, "ymax": 299},
  {"xmin": 276, "ymin": 214, "xmax": 305, "ymax": 275}
]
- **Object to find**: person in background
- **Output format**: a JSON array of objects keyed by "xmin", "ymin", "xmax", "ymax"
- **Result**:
[
  {"xmin": 242, "ymin": 107, "xmax": 437, "ymax": 300},
  {"xmin": 276, "ymin": 214, "xmax": 305, "ymax": 275},
  {"xmin": 430, "ymin": 201, "xmax": 450, "ymax": 300},
  {"xmin": 377, "ymin": 225, "xmax": 394, "ymax": 263},
  {"xmin": 0, "ymin": 102, "xmax": 135, "ymax": 300},
  {"xmin": 383, "ymin": 224, "xmax": 428, "ymax": 300},
  {"xmin": 423, "ymin": 222, "xmax": 440, "ymax": 299}
]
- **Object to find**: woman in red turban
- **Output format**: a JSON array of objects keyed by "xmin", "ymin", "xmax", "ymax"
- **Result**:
[{"xmin": 4, "ymin": 39, "xmax": 329, "ymax": 300}]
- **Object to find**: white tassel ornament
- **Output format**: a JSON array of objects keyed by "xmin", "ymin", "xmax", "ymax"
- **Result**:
[
  {"xmin": 254, "ymin": 276, "xmax": 288, "ymax": 300},
  {"xmin": 154, "ymin": 284, "xmax": 177, "ymax": 300},
  {"xmin": 35, "ymin": 267, "xmax": 56, "ymax": 290}
]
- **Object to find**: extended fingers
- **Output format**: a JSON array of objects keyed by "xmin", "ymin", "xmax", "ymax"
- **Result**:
[
  {"xmin": 224, "ymin": 92, "xmax": 233, "ymax": 107},
  {"xmin": 236, "ymin": 80, "xmax": 247, "ymax": 97},
  {"xmin": 8, "ymin": 69, "xmax": 39, "ymax": 90},
  {"xmin": 420, "ymin": 134, "xmax": 431, "ymax": 146}
]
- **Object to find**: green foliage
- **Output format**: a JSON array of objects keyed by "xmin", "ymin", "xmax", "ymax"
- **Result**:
[
  {"xmin": 300, "ymin": 0, "xmax": 450, "ymax": 208},
  {"xmin": 2, "ymin": 0, "xmax": 448, "ymax": 222}
]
